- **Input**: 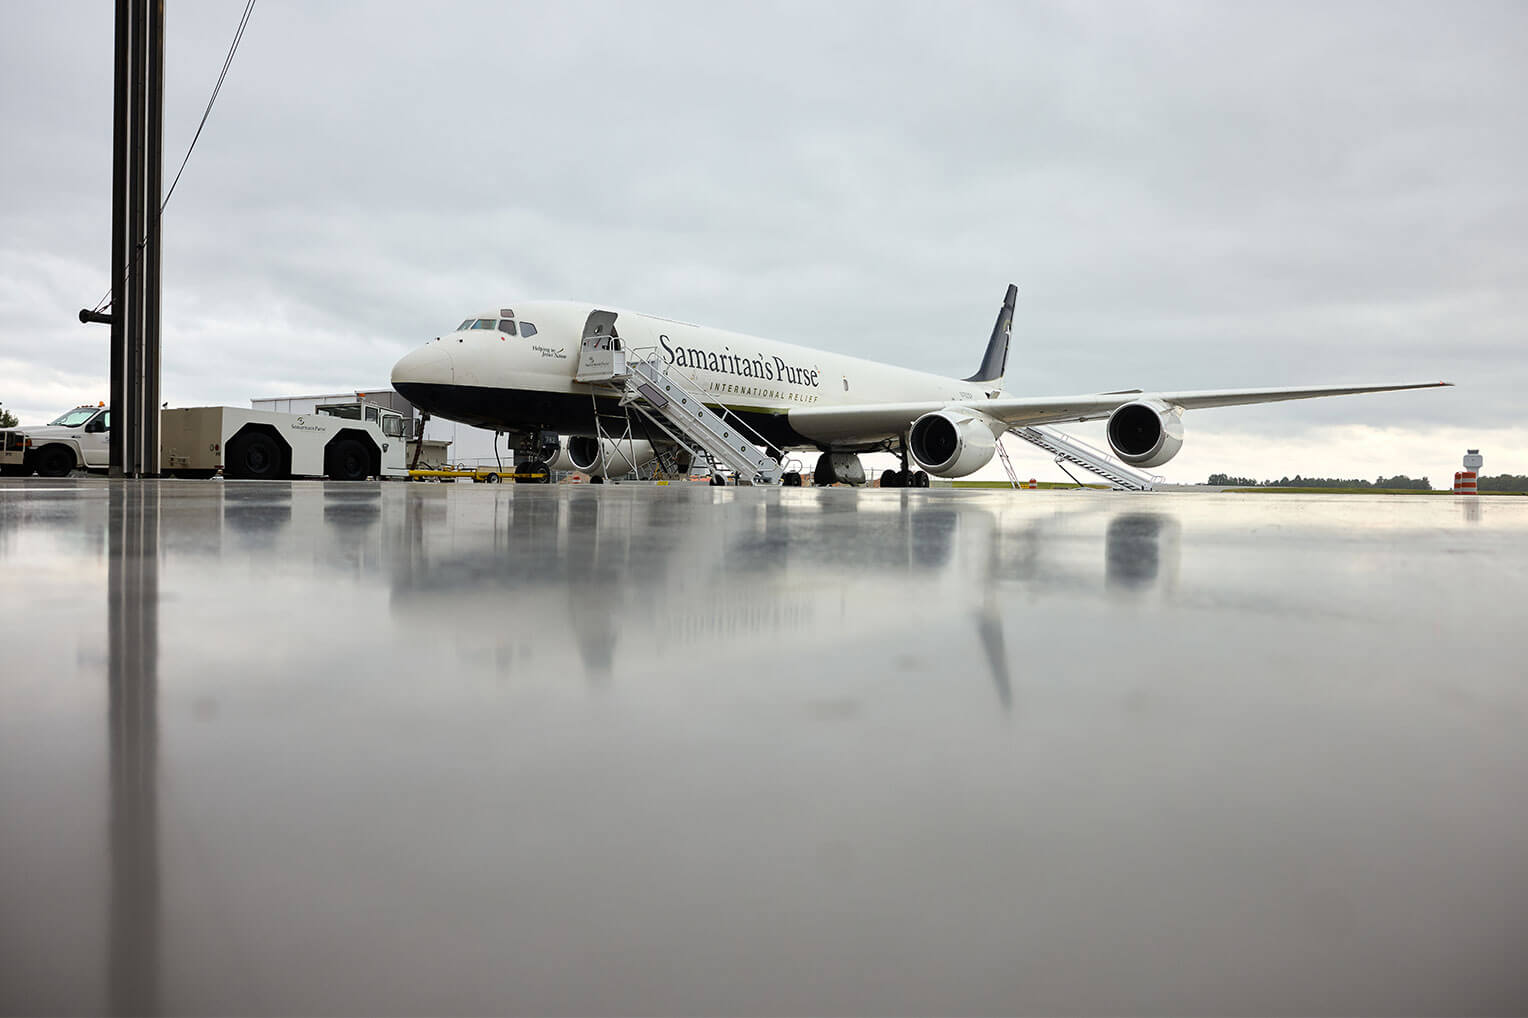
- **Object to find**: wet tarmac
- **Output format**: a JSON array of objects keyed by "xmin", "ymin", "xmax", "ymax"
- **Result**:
[{"xmin": 1, "ymin": 478, "xmax": 1525, "ymax": 1015}]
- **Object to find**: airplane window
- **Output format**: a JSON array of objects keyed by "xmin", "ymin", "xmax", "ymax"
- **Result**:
[
  {"xmin": 458, "ymin": 319, "xmax": 474, "ymax": 331},
  {"xmin": 472, "ymin": 319, "xmax": 497, "ymax": 329},
  {"xmin": 498, "ymin": 319, "xmax": 518, "ymax": 336},
  {"xmin": 520, "ymin": 322, "xmax": 538, "ymax": 338}
]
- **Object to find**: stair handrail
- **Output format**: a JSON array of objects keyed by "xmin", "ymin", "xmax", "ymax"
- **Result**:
[
  {"xmin": 625, "ymin": 347, "xmax": 790, "ymax": 474},
  {"xmin": 625, "ymin": 359, "xmax": 739, "ymax": 475},
  {"xmin": 1019, "ymin": 425, "xmax": 1165, "ymax": 485}
]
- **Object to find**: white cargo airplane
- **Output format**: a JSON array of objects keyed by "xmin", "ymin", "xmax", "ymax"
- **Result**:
[{"xmin": 390, "ymin": 285, "xmax": 1448, "ymax": 486}]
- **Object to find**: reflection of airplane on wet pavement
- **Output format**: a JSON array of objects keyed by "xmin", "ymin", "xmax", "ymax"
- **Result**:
[
  {"xmin": 141, "ymin": 485, "xmax": 1330, "ymax": 712},
  {"xmin": 393, "ymin": 286, "xmax": 1448, "ymax": 486},
  {"xmin": 144, "ymin": 482, "xmax": 1370, "ymax": 710},
  {"xmin": 385, "ymin": 490, "xmax": 1193, "ymax": 711}
]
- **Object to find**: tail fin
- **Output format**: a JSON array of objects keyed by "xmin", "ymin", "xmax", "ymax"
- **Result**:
[{"xmin": 964, "ymin": 283, "xmax": 1016, "ymax": 386}]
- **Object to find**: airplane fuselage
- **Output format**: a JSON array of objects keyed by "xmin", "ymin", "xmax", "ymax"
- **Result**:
[{"xmin": 391, "ymin": 300, "xmax": 992, "ymax": 452}]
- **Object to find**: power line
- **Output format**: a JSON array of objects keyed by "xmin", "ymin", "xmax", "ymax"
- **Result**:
[
  {"xmin": 91, "ymin": 0, "xmax": 258, "ymax": 315},
  {"xmin": 162, "ymin": 0, "xmax": 255, "ymax": 210}
]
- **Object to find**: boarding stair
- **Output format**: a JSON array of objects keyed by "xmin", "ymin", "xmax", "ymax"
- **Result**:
[
  {"xmin": 622, "ymin": 355, "xmax": 784, "ymax": 484},
  {"xmin": 578, "ymin": 337, "xmax": 784, "ymax": 485},
  {"xmin": 1011, "ymin": 425, "xmax": 1159, "ymax": 491}
]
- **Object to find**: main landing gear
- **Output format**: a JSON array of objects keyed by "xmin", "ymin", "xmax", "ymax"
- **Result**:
[
  {"xmin": 880, "ymin": 439, "xmax": 928, "ymax": 487},
  {"xmin": 880, "ymin": 468, "xmax": 929, "ymax": 488}
]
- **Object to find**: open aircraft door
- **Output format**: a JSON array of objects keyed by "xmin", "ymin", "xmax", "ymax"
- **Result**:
[{"xmin": 575, "ymin": 310, "xmax": 625, "ymax": 382}]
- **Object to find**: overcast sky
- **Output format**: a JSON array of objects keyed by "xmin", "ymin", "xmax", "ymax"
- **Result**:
[{"xmin": 2, "ymin": 0, "xmax": 1524, "ymax": 485}]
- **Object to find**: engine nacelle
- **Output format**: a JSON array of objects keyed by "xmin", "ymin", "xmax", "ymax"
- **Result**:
[
  {"xmin": 1105, "ymin": 400, "xmax": 1184, "ymax": 468},
  {"xmin": 908, "ymin": 408, "xmax": 1000, "ymax": 478},
  {"xmin": 550, "ymin": 437, "xmax": 656, "ymax": 478}
]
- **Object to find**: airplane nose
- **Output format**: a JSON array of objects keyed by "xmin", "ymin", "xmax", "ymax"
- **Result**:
[
  {"xmin": 392, "ymin": 340, "xmax": 454, "ymax": 386},
  {"xmin": 391, "ymin": 340, "xmax": 455, "ymax": 409}
]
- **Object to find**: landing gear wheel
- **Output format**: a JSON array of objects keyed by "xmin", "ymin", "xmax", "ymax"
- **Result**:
[
  {"xmin": 227, "ymin": 432, "xmax": 283, "ymax": 480},
  {"xmin": 915, "ymin": 471, "xmax": 930, "ymax": 488},
  {"xmin": 880, "ymin": 468, "xmax": 902, "ymax": 488},
  {"xmin": 35, "ymin": 446, "xmax": 75, "ymax": 478},
  {"xmin": 517, "ymin": 461, "xmax": 551, "ymax": 484},
  {"xmin": 325, "ymin": 439, "xmax": 370, "ymax": 481},
  {"xmin": 590, "ymin": 475, "xmax": 604, "ymax": 484}
]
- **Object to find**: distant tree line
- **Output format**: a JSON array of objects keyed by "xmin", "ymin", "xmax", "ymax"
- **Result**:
[
  {"xmin": 1206, "ymin": 473, "xmax": 1433, "ymax": 490},
  {"xmin": 1478, "ymin": 474, "xmax": 1528, "ymax": 491}
]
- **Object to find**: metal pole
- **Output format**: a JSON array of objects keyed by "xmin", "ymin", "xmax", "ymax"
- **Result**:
[
  {"xmin": 99, "ymin": 0, "xmax": 165, "ymax": 479},
  {"xmin": 108, "ymin": 0, "xmax": 132, "ymax": 477},
  {"xmin": 142, "ymin": 0, "xmax": 164, "ymax": 476},
  {"xmin": 124, "ymin": 0, "xmax": 147, "ymax": 477}
]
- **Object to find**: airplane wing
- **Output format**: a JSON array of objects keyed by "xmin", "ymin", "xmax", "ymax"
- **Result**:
[{"xmin": 787, "ymin": 381, "xmax": 1451, "ymax": 445}]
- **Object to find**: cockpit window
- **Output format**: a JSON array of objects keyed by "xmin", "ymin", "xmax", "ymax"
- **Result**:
[
  {"xmin": 498, "ymin": 319, "xmax": 518, "ymax": 336},
  {"xmin": 472, "ymin": 319, "xmax": 497, "ymax": 330},
  {"xmin": 520, "ymin": 321, "xmax": 538, "ymax": 338},
  {"xmin": 458, "ymin": 319, "xmax": 474, "ymax": 331},
  {"xmin": 48, "ymin": 408, "xmax": 99, "ymax": 427}
]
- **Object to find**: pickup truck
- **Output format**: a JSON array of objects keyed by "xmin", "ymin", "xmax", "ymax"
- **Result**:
[{"xmin": 0, "ymin": 405, "xmax": 111, "ymax": 476}]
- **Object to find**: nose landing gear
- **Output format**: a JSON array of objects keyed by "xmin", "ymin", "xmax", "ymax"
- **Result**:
[{"xmin": 515, "ymin": 460, "xmax": 551, "ymax": 483}]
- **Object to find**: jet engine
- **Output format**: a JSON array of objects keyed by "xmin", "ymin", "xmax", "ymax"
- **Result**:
[
  {"xmin": 908, "ymin": 408, "xmax": 1001, "ymax": 478},
  {"xmin": 551, "ymin": 436, "xmax": 656, "ymax": 478},
  {"xmin": 1105, "ymin": 400, "xmax": 1184, "ymax": 468}
]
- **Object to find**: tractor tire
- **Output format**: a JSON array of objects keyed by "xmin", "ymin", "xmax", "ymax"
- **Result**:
[
  {"xmin": 227, "ymin": 432, "xmax": 283, "ymax": 480},
  {"xmin": 325, "ymin": 439, "xmax": 370, "ymax": 481}
]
